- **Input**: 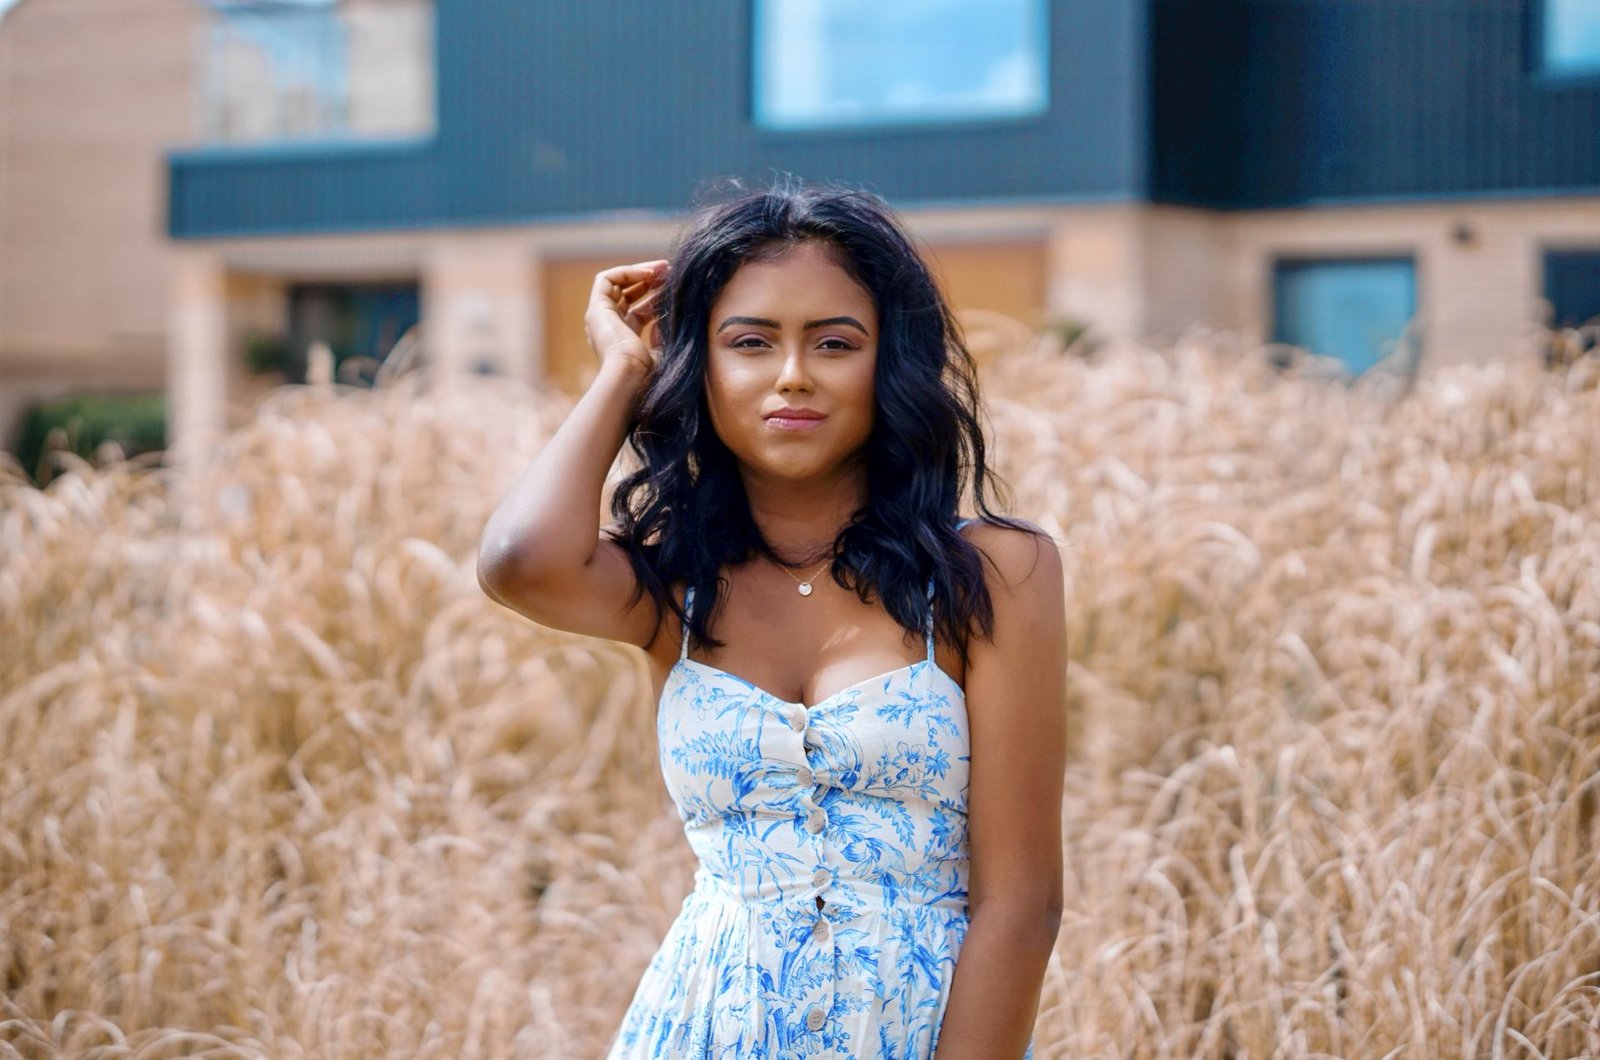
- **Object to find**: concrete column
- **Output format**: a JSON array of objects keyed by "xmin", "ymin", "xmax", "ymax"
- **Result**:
[
  {"xmin": 1044, "ymin": 204, "xmax": 1145, "ymax": 344},
  {"xmin": 423, "ymin": 237, "xmax": 539, "ymax": 390},
  {"xmin": 1139, "ymin": 205, "xmax": 1235, "ymax": 347},
  {"xmin": 167, "ymin": 249, "xmax": 228, "ymax": 476},
  {"xmin": 1424, "ymin": 220, "xmax": 1541, "ymax": 370}
]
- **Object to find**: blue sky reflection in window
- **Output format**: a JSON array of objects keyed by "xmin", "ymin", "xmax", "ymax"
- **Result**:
[
  {"xmin": 1544, "ymin": 0, "xmax": 1600, "ymax": 73},
  {"xmin": 205, "ymin": 0, "xmax": 349, "ymax": 141},
  {"xmin": 753, "ymin": 0, "xmax": 1049, "ymax": 130},
  {"xmin": 1273, "ymin": 259, "xmax": 1417, "ymax": 375}
]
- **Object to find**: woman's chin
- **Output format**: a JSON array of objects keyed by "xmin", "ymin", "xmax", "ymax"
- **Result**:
[{"xmin": 747, "ymin": 454, "xmax": 836, "ymax": 481}]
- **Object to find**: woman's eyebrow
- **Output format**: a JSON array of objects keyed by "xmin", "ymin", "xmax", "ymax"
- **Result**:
[{"xmin": 715, "ymin": 315, "xmax": 869, "ymax": 334}]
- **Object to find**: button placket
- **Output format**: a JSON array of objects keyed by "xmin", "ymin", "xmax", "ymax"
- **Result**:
[{"xmin": 786, "ymin": 699, "xmax": 835, "ymax": 1036}]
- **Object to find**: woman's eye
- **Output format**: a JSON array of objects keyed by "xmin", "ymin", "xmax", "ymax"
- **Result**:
[{"xmin": 727, "ymin": 336, "xmax": 856, "ymax": 351}]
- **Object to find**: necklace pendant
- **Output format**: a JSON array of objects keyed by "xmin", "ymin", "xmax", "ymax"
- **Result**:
[{"xmin": 798, "ymin": 582, "xmax": 814, "ymax": 597}]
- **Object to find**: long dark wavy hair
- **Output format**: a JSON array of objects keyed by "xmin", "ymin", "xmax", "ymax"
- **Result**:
[{"xmin": 604, "ymin": 175, "xmax": 1046, "ymax": 671}]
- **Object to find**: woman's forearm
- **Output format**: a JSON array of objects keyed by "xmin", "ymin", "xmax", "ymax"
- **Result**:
[
  {"xmin": 932, "ymin": 903, "xmax": 1060, "ymax": 1060},
  {"xmin": 477, "ymin": 355, "xmax": 649, "ymax": 586}
]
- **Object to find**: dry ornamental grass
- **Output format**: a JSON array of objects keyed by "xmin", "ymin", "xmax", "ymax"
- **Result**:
[{"xmin": 1, "ymin": 326, "xmax": 1597, "ymax": 1058}]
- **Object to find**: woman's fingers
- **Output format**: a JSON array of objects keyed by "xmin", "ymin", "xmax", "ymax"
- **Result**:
[
  {"xmin": 602, "ymin": 259, "xmax": 666, "ymax": 281},
  {"xmin": 622, "ymin": 284, "xmax": 663, "ymax": 323},
  {"xmin": 592, "ymin": 263, "xmax": 667, "ymax": 318},
  {"xmin": 608, "ymin": 266, "xmax": 667, "ymax": 327},
  {"xmin": 585, "ymin": 260, "xmax": 669, "ymax": 367},
  {"xmin": 592, "ymin": 260, "xmax": 668, "ymax": 298}
]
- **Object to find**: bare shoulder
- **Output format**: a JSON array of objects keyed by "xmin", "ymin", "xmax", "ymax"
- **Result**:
[{"xmin": 961, "ymin": 516, "xmax": 1064, "ymax": 598}]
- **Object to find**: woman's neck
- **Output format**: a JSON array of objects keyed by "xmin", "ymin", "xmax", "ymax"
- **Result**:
[{"xmin": 742, "ymin": 471, "xmax": 866, "ymax": 566}]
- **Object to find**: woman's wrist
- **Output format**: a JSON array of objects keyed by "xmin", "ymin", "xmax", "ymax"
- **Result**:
[{"xmin": 596, "ymin": 353, "xmax": 653, "ymax": 393}]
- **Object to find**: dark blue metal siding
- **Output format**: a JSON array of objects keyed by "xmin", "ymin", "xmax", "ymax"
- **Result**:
[
  {"xmin": 1149, "ymin": 0, "xmax": 1247, "ymax": 207},
  {"xmin": 1152, "ymin": 0, "xmax": 1600, "ymax": 209},
  {"xmin": 170, "ymin": 140, "xmax": 438, "ymax": 234},
  {"xmin": 169, "ymin": 1, "xmax": 1147, "ymax": 238}
]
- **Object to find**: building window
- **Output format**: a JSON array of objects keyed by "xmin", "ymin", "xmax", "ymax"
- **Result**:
[
  {"xmin": 1271, "ymin": 258, "xmax": 1417, "ymax": 374},
  {"xmin": 1541, "ymin": 0, "xmax": 1600, "ymax": 75},
  {"xmin": 286, "ymin": 281, "xmax": 420, "ymax": 385},
  {"xmin": 200, "ymin": 0, "xmax": 434, "ymax": 144},
  {"xmin": 1544, "ymin": 249, "xmax": 1600, "ymax": 328},
  {"xmin": 751, "ymin": 0, "xmax": 1049, "ymax": 131}
]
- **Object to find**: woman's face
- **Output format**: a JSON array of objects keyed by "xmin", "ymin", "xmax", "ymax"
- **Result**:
[{"xmin": 703, "ymin": 240, "xmax": 879, "ymax": 485}]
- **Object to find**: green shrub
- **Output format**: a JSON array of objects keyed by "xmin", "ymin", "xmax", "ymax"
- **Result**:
[
  {"xmin": 11, "ymin": 392, "xmax": 166, "ymax": 486},
  {"xmin": 244, "ymin": 330, "xmax": 292, "ymax": 376}
]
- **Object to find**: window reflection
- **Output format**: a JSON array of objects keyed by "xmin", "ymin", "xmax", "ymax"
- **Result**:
[
  {"xmin": 1544, "ymin": 0, "xmax": 1600, "ymax": 74},
  {"xmin": 752, "ymin": 0, "xmax": 1049, "ymax": 130},
  {"xmin": 1272, "ymin": 259, "xmax": 1418, "ymax": 375},
  {"xmin": 200, "ymin": 0, "xmax": 434, "ymax": 144}
]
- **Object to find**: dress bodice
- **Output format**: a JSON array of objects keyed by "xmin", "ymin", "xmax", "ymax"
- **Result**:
[{"xmin": 658, "ymin": 570, "xmax": 971, "ymax": 911}]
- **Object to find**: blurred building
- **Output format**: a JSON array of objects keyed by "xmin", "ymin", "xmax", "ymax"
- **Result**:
[
  {"xmin": 0, "ymin": 0, "xmax": 200, "ymax": 462},
  {"xmin": 3, "ymin": 1, "xmax": 1599, "ymax": 467}
]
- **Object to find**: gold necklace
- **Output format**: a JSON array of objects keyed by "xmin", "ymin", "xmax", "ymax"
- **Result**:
[{"xmin": 772, "ymin": 553, "xmax": 833, "ymax": 596}]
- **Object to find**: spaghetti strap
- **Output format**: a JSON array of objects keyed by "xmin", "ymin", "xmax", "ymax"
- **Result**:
[{"xmin": 680, "ymin": 585, "xmax": 695, "ymax": 661}]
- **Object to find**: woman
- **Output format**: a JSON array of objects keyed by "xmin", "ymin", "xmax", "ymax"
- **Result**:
[{"xmin": 477, "ymin": 178, "xmax": 1067, "ymax": 1059}]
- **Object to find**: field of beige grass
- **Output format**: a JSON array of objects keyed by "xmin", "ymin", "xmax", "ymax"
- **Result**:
[{"xmin": 2, "ymin": 328, "xmax": 1598, "ymax": 1059}]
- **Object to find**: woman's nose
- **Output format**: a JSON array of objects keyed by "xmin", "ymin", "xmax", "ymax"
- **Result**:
[{"xmin": 775, "ymin": 347, "xmax": 812, "ymax": 388}]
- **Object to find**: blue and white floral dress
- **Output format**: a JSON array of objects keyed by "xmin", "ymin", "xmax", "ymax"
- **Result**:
[{"xmin": 607, "ymin": 519, "xmax": 1036, "ymax": 1059}]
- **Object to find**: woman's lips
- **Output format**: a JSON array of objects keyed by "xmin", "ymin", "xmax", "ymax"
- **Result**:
[{"xmin": 765, "ymin": 414, "xmax": 827, "ymax": 431}]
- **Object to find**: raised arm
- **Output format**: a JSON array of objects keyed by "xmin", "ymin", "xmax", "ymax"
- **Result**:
[{"xmin": 475, "ymin": 259, "xmax": 671, "ymax": 650}]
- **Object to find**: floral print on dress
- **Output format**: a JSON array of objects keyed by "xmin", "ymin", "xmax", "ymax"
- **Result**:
[{"xmin": 607, "ymin": 519, "xmax": 1035, "ymax": 1059}]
